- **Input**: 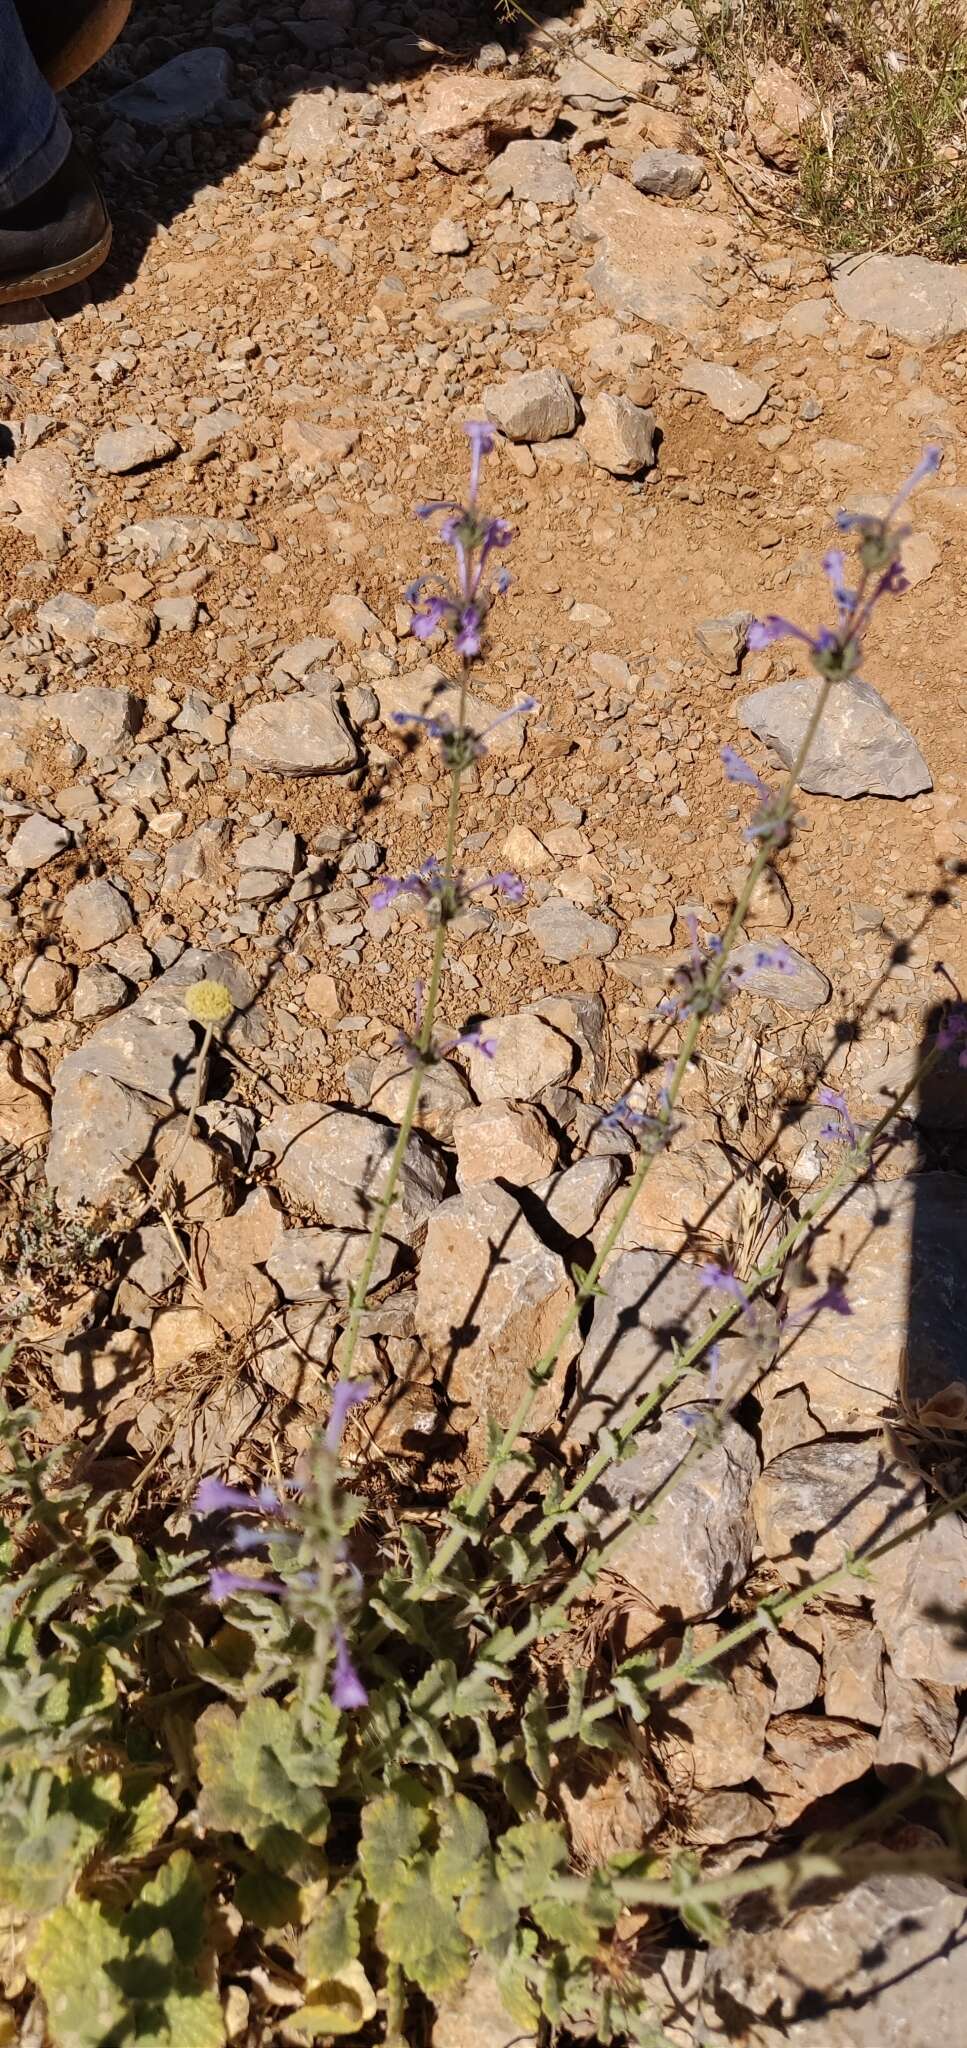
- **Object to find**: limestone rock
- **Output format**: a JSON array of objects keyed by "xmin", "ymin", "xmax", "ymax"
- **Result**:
[
  {"xmin": 61, "ymin": 879, "xmax": 133, "ymax": 952},
  {"xmin": 0, "ymin": 443, "xmax": 76, "ymax": 555},
  {"xmin": 758, "ymin": 1714, "xmax": 876, "ymax": 1825},
  {"xmin": 263, "ymin": 1105, "xmax": 447, "ymax": 1244},
  {"xmin": 694, "ymin": 612, "xmax": 753, "ymax": 673},
  {"xmin": 534, "ymin": 1157, "xmax": 622, "ymax": 1238},
  {"xmin": 731, "ymin": 940, "xmax": 830, "ymax": 1013},
  {"xmin": 266, "ymin": 1227, "xmax": 400, "ymax": 1305},
  {"xmin": 52, "ymin": 686, "xmax": 141, "ymax": 758},
  {"xmin": 765, "ymin": 1630, "xmax": 821, "ymax": 1714},
  {"xmin": 581, "ymin": 176, "xmax": 734, "ymax": 335},
  {"xmin": 367, "ymin": 1054, "xmax": 472, "ymax": 1141},
  {"xmin": 875, "ymin": 1666, "xmax": 957, "ymax": 1784},
  {"xmin": 433, "ymin": 1955, "xmax": 536, "ymax": 2048},
  {"xmin": 581, "ymin": 1405, "xmax": 759, "ymax": 1620},
  {"xmin": 283, "ymin": 92, "xmax": 348, "ymax": 164},
  {"xmin": 465, "ymin": 1012, "xmax": 574, "ymax": 1102},
  {"xmin": 429, "ymin": 217, "xmax": 471, "ymax": 254},
  {"xmin": 832, "ymin": 251, "xmax": 967, "ymax": 346},
  {"xmin": 527, "ymin": 898, "xmax": 617, "ymax": 962},
  {"xmin": 822, "ymin": 1615, "xmax": 886, "ymax": 1727},
  {"xmin": 764, "ymin": 1177, "xmax": 967, "ymax": 1431},
  {"xmin": 570, "ymin": 1247, "xmax": 712, "ymax": 1444},
  {"xmin": 680, "ymin": 358, "xmax": 768, "ymax": 422},
  {"xmin": 560, "ymin": 44, "xmax": 657, "ymax": 111},
  {"xmin": 416, "ymin": 75, "xmax": 561, "ymax": 173},
  {"xmin": 5, "ymin": 813, "xmax": 70, "ymax": 871},
  {"xmin": 453, "ymin": 1100, "xmax": 558, "ymax": 1187},
  {"xmin": 486, "ymin": 139, "xmax": 578, "ymax": 205},
  {"xmin": 739, "ymin": 674, "xmax": 931, "ymax": 798},
  {"xmin": 415, "ymin": 1180, "xmax": 579, "ymax": 1430},
  {"xmin": 701, "ymin": 1873, "xmax": 967, "ymax": 2044},
  {"xmin": 151, "ymin": 1307, "xmax": 223, "ymax": 1374},
  {"xmin": 630, "ymin": 147, "xmax": 705, "ymax": 197},
  {"xmin": 375, "ymin": 667, "xmax": 531, "ymax": 757},
  {"xmin": 753, "ymin": 1438, "xmax": 922, "ymax": 1597},
  {"xmin": 0, "ymin": 1043, "xmax": 50, "ymax": 1154},
  {"xmin": 744, "ymin": 61, "xmax": 816, "ymax": 170},
  {"xmin": 72, "ymin": 966, "xmax": 128, "ymax": 1022},
  {"xmin": 37, "ymin": 592, "xmax": 96, "ymax": 643},
  {"xmin": 93, "ymin": 424, "xmax": 179, "ymax": 474},
  {"xmin": 874, "ymin": 1506, "xmax": 967, "ymax": 1686},
  {"xmin": 656, "ymin": 1641, "xmax": 771, "ymax": 1786},
  {"xmin": 483, "ymin": 368, "xmax": 578, "ymax": 443},
  {"xmin": 579, "ymin": 392, "xmax": 657, "ymax": 475},
  {"xmin": 230, "ymin": 691, "xmax": 356, "ymax": 775},
  {"xmin": 599, "ymin": 1138, "xmax": 770, "ymax": 1262},
  {"xmin": 281, "ymin": 419, "xmax": 361, "ymax": 470}
]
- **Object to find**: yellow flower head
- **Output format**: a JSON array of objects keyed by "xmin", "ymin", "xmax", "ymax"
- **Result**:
[{"xmin": 184, "ymin": 979, "xmax": 235, "ymax": 1027}]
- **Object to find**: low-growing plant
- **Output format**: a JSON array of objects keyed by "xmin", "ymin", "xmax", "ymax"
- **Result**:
[{"xmin": 1, "ymin": 431, "xmax": 965, "ymax": 2048}]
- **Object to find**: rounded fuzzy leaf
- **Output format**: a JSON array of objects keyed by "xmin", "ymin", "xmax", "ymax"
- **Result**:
[
  {"xmin": 379, "ymin": 1859, "xmax": 469, "ymax": 1996},
  {"xmin": 28, "ymin": 1899, "xmax": 127, "ymax": 2047},
  {"xmin": 299, "ymin": 1882, "xmax": 361, "ymax": 1980},
  {"xmin": 358, "ymin": 1793, "xmax": 425, "ymax": 1905},
  {"xmin": 432, "ymin": 1795, "xmax": 489, "ymax": 1901},
  {"xmin": 195, "ymin": 1700, "xmax": 332, "ymax": 1858},
  {"xmin": 289, "ymin": 1960, "xmax": 376, "ymax": 2038}
]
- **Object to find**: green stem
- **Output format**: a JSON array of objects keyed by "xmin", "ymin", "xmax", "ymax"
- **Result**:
[{"xmin": 426, "ymin": 672, "xmax": 838, "ymax": 1587}]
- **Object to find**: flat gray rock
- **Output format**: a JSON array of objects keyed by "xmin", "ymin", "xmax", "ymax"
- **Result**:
[
  {"xmin": 113, "ymin": 516, "xmax": 256, "ymax": 561},
  {"xmin": 527, "ymin": 898, "xmax": 617, "ymax": 962},
  {"xmin": 47, "ymin": 948, "xmax": 261, "ymax": 1210},
  {"xmin": 739, "ymin": 673, "xmax": 931, "ymax": 798},
  {"xmin": 731, "ymin": 940, "xmax": 830, "ymax": 1013},
  {"xmin": 230, "ymin": 691, "xmax": 356, "ymax": 775},
  {"xmin": 581, "ymin": 176, "xmax": 734, "ymax": 335},
  {"xmin": 694, "ymin": 612, "xmax": 753, "ymax": 674},
  {"xmin": 263, "ymin": 1105, "xmax": 447, "ymax": 1244},
  {"xmin": 5, "ymin": 813, "xmax": 70, "ymax": 871},
  {"xmin": 109, "ymin": 49, "xmax": 233, "ymax": 128},
  {"xmin": 832, "ymin": 251, "xmax": 967, "ymax": 346},
  {"xmin": 486, "ymin": 139, "xmax": 578, "ymax": 205},
  {"xmin": 579, "ymin": 1404, "xmax": 759, "ymax": 1619},
  {"xmin": 630, "ymin": 147, "xmax": 705, "ymax": 197},
  {"xmin": 483, "ymin": 368, "xmax": 578, "ymax": 443},
  {"xmin": 93, "ymin": 424, "xmax": 178, "ymax": 475},
  {"xmin": 51, "ymin": 686, "xmax": 141, "ymax": 759},
  {"xmin": 680, "ymin": 358, "xmax": 768, "ymax": 422},
  {"xmin": 701, "ymin": 1874, "xmax": 967, "ymax": 2045},
  {"xmin": 579, "ymin": 392, "xmax": 656, "ymax": 475}
]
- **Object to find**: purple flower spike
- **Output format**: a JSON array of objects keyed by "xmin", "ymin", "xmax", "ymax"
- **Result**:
[
  {"xmin": 720, "ymin": 744, "xmax": 770, "ymax": 796},
  {"xmin": 746, "ymin": 944, "xmax": 795, "ymax": 974},
  {"xmin": 209, "ymin": 1568, "xmax": 286, "ymax": 1602},
  {"xmin": 818, "ymin": 1085, "xmax": 859, "ymax": 1147},
  {"xmin": 194, "ymin": 1478, "xmax": 257, "ymax": 1517},
  {"xmin": 325, "ymin": 1378, "xmax": 374, "ymax": 1456},
  {"xmin": 331, "ymin": 1626, "xmax": 368, "ymax": 1711},
  {"xmin": 700, "ymin": 1261, "xmax": 747, "ymax": 1305}
]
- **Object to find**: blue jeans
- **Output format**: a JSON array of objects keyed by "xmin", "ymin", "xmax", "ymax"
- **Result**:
[{"xmin": 0, "ymin": 0, "xmax": 71, "ymax": 207}]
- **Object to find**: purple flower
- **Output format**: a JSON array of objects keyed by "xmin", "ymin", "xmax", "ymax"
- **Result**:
[
  {"xmin": 325, "ymin": 1378, "xmax": 373, "ymax": 1456},
  {"xmin": 194, "ymin": 1478, "xmax": 281, "ymax": 1517},
  {"xmin": 464, "ymin": 418, "xmax": 496, "ymax": 504},
  {"xmin": 818, "ymin": 1085, "xmax": 859, "ymax": 1147},
  {"xmin": 720, "ymin": 745, "xmax": 770, "ymax": 797},
  {"xmin": 330, "ymin": 1626, "xmax": 368, "ymax": 1711},
  {"xmin": 209, "ymin": 1568, "xmax": 286, "ymax": 1602},
  {"xmin": 406, "ymin": 424, "xmax": 513, "ymax": 658},
  {"xmin": 742, "ymin": 944, "xmax": 796, "ymax": 975},
  {"xmin": 701, "ymin": 1261, "xmax": 747, "ymax": 1305}
]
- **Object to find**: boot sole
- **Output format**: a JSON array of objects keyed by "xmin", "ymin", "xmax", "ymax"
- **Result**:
[
  {"xmin": 0, "ymin": 218, "xmax": 112, "ymax": 306},
  {"xmin": 45, "ymin": 0, "xmax": 133, "ymax": 90}
]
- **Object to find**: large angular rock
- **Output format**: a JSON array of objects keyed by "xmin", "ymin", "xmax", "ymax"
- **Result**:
[
  {"xmin": 832, "ymin": 251, "xmax": 967, "ymax": 346},
  {"xmin": 51, "ymin": 686, "xmax": 141, "ymax": 758},
  {"xmin": 744, "ymin": 60, "xmax": 816, "ymax": 169},
  {"xmin": 596, "ymin": 1138, "xmax": 775, "ymax": 1262},
  {"xmin": 486, "ymin": 139, "xmax": 578, "ymax": 205},
  {"xmin": 465, "ymin": 1012, "xmax": 574, "ymax": 1102},
  {"xmin": 753, "ymin": 1438, "xmax": 922, "ymax": 1597},
  {"xmin": 0, "ymin": 443, "xmax": 75, "ymax": 555},
  {"xmin": 580, "ymin": 1406, "xmax": 759, "ymax": 1621},
  {"xmin": 765, "ymin": 1176, "xmax": 967, "ymax": 1430},
  {"xmin": 60, "ymin": 879, "xmax": 132, "ymax": 952},
  {"xmin": 416, "ymin": 75, "xmax": 561, "ymax": 173},
  {"xmin": 5, "ymin": 813, "xmax": 70, "ymax": 871},
  {"xmin": 581, "ymin": 176, "xmax": 734, "ymax": 336},
  {"xmin": 262, "ymin": 1105, "xmax": 447, "ymax": 1245},
  {"xmin": 630, "ymin": 148, "xmax": 705, "ymax": 197},
  {"xmin": 46, "ymin": 949, "xmax": 262, "ymax": 1210},
  {"xmin": 483, "ymin": 368, "xmax": 578, "ymax": 443},
  {"xmin": 579, "ymin": 393, "xmax": 656, "ymax": 475},
  {"xmin": 656, "ymin": 1629, "xmax": 771, "ymax": 1785},
  {"xmin": 283, "ymin": 92, "xmax": 348, "ymax": 163},
  {"xmin": 366, "ymin": 1054, "xmax": 472, "ymax": 1141},
  {"xmin": 230, "ymin": 691, "xmax": 356, "ymax": 775},
  {"xmin": 93, "ymin": 424, "xmax": 179, "ymax": 474},
  {"xmin": 569, "ymin": 1247, "xmax": 754, "ymax": 1446},
  {"xmin": 453, "ymin": 1100, "xmax": 558, "ymax": 1188},
  {"xmin": 560, "ymin": 44, "xmax": 657, "ymax": 111},
  {"xmin": 738, "ymin": 674, "xmax": 931, "ymax": 798},
  {"xmin": 109, "ymin": 48, "xmax": 233, "ymax": 128},
  {"xmin": 874, "ymin": 1507, "xmax": 967, "ymax": 1686},
  {"xmin": 266, "ymin": 1227, "xmax": 400, "ymax": 1305},
  {"xmin": 758, "ymin": 1714, "xmax": 876, "ymax": 1825},
  {"xmin": 374, "ymin": 667, "xmax": 530, "ymax": 758},
  {"xmin": 527, "ymin": 898, "xmax": 617, "ymax": 963},
  {"xmin": 701, "ymin": 1874, "xmax": 967, "ymax": 2045},
  {"xmin": 415, "ymin": 1181, "xmax": 579, "ymax": 1430}
]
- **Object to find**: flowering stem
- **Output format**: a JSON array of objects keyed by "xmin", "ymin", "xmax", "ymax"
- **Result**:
[
  {"xmin": 336, "ymin": 668, "xmax": 470, "ymax": 1385},
  {"xmin": 426, "ymin": 672, "xmax": 838, "ymax": 1588}
]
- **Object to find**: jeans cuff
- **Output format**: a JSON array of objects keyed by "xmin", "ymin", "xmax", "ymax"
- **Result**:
[{"xmin": 0, "ymin": 102, "xmax": 71, "ymax": 211}]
